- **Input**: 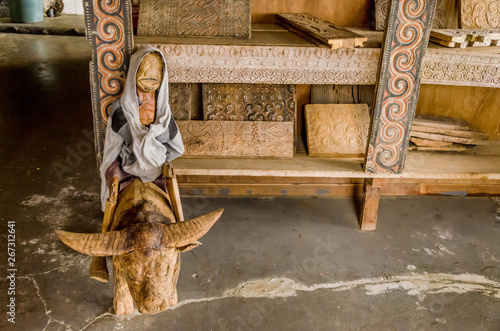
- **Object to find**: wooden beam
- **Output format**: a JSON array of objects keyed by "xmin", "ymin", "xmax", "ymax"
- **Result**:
[
  {"xmin": 359, "ymin": 178, "xmax": 387, "ymax": 231},
  {"xmin": 365, "ymin": 0, "xmax": 437, "ymax": 174}
]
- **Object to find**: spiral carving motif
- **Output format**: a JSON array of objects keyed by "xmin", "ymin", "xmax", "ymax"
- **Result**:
[
  {"xmin": 85, "ymin": 0, "xmax": 134, "ymax": 165},
  {"xmin": 365, "ymin": 0, "xmax": 437, "ymax": 174}
]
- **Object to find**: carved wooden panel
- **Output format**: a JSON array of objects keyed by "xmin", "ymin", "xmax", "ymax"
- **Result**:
[
  {"xmin": 178, "ymin": 121, "xmax": 294, "ymax": 158},
  {"xmin": 460, "ymin": 0, "xmax": 500, "ymax": 29},
  {"xmin": 276, "ymin": 13, "xmax": 366, "ymax": 48},
  {"xmin": 365, "ymin": 0, "xmax": 437, "ymax": 174},
  {"xmin": 85, "ymin": 0, "xmax": 134, "ymax": 166},
  {"xmin": 305, "ymin": 104, "xmax": 370, "ymax": 157},
  {"xmin": 169, "ymin": 83, "xmax": 202, "ymax": 121},
  {"xmin": 137, "ymin": 42, "xmax": 500, "ymax": 88},
  {"xmin": 202, "ymin": 84, "xmax": 295, "ymax": 122},
  {"xmin": 376, "ymin": 0, "xmax": 445, "ymax": 30},
  {"xmin": 137, "ymin": 0, "xmax": 250, "ymax": 38}
]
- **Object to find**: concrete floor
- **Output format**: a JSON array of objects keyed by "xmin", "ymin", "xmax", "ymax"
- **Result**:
[{"xmin": 1, "ymin": 33, "xmax": 500, "ymax": 331}]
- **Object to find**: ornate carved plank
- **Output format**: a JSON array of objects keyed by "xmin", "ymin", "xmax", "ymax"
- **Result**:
[
  {"xmin": 460, "ymin": 0, "xmax": 500, "ymax": 29},
  {"xmin": 276, "ymin": 13, "xmax": 366, "ymax": 48},
  {"xmin": 376, "ymin": 0, "xmax": 445, "ymax": 30},
  {"xmin": 169, "ymin": 83, "xmax": 202, "ymax": 120},
  {"xmin": 365, "ymin": 0, "xmax": 437, "ymax": 174},
  {"xmin": 305, "ymin": 104, "xmax": 370, "ymax": 157},
  {"xmin": 202, "ymin": 84, "xmax": 295, "ymax": 122},
  {"xmin": 136, "ymin": 42, "xmax": 500, "ymax": 88},
  {"xmin": 178, "ymin": 121, "xmax": 294, "ymax": 158},
  {"xmin": 84, "ymin": 0, "xmax": 134, "ymax": 166},
  {"xmin": 137, "ymin": 0, "xmax": 250, "ymax": 38}
]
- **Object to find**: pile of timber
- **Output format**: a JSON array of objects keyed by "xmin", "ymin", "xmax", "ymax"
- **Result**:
[
  {"xmin": 409, "ymin": 115, "xmax": 489, "ymax": 151},
  {"xmin": 275, "ymin": 13, "xmax": 367, "ymax": 49},
  {"xmin": 430, "ymin": 29, "xmax": 500, "ymax": 48}
]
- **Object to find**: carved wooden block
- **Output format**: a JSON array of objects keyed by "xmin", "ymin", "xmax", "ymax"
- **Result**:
[
  {"xmin": 276, "ymin": 13, "xmax": 366, "ymax": 48},
  {"xmin": 460, "ymin": 0, "xmax": 500, "ymax": 29},
  {"xmin": 376, "ymin": 0, "xmax": 445, "ymax": 31},
  {"xmin": 305, "ymin": 104, "xmax": 370, "ymax": 157},
  {"xmin": 202, "ymin": 84, "xmax": 295, "ymax": 122},
  {"xmin": 169, "ymin": 83, "xmax": 202, "ymax": 121},
  {"xmin": 178, "ymin": 121, "xmax": 294, "ymax": 158},
  {"xmin": 365, "ymin": 0, "xmax": 437, "ymax": 174},
  {"xmin": 137, "ymin": 0, "xmax": 251, "ymax": 38},
  {"xmin": 84, "ymin": 0, "xmax": 134, "ymax": 167}
]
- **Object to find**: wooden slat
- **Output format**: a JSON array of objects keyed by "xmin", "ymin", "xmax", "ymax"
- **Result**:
[
  {"xmin": 276, "ymin": 13, "xmax": 367, "ymax": 48},
  {"xmin": 305, "ymin": 104, "xmax": 370, "ymax": 156},
  {"xmin": 410, "ymin": 131, "xmax": 490, "ymax": 145},
  {"xmin": 411, "ymin": 125, "xmax": 489, "ymax": 140},
  {"xmin": 413, "ymin": 115, "xmax": 471, "ymax": 131},
  {"xmin": 178, "ymin": 121, "xmax": 294, "ymax": 158}
]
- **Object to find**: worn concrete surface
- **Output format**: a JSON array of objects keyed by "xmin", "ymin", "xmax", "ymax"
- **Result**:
[
  {"xmin": 1, "ymin": 33, "xmax": 500, "ymax": 330},
  {"xmin": 0, "ymin": 15, "xmax": 85, "ymax": 35}
]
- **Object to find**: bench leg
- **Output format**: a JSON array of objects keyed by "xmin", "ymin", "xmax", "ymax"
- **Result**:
[{"xmin": 359, "ymin": 178, "xmax": 386, "ymax": 231}]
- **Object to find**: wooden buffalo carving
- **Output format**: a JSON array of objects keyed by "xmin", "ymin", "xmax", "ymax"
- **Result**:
[{"xmin": 56, "ymin": 179, "xmax": 223, "ymax": 315}]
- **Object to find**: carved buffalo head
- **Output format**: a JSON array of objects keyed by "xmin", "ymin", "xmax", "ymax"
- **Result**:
[{"xmin": 56, "ymin": 209, "xmax": 223, "ymax": 314}]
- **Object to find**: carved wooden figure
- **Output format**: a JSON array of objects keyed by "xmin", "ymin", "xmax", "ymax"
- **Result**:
[{"xmin": 57, "ymin": 177, "xmax": 223, "ymax": 315}]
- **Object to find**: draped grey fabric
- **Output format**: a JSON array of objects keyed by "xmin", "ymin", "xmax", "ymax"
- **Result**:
[{"xmin": 99, "ymin": 47, "xmax": 184, "ymax": 210}]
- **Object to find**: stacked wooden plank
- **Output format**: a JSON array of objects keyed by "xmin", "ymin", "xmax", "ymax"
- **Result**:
[
  {"xmin": 177, "ymin": 83, "xmax": 296, "ymax": 158},
  {"xmin": 275, "ymin": 13, "xmax": 367, "ymax": 49},
  {"xmin": 430, "ymin": 29, "xmax": 500, "ymax": 48},
  {"xmin": 409, "ymin": 115, "xmax": 489, "ymax": 151}
]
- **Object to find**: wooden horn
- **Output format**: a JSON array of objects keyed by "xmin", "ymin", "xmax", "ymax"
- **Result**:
[
  {"xmin": 163, "ymin": 208, "xmax": 224, "ymax": 248},
  {"xmin": 55, "ymin": 229, "xmax": 132, "ymax": 257}
]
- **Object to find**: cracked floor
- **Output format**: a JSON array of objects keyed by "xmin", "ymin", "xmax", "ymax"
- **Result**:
[{"xmin": 1, "ymin": 33, "xmax": 500, "ymax": 331}]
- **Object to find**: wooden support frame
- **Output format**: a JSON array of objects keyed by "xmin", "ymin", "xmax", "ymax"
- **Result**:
[
  {"xmin": 84, "ymin": 0, "xmax": 134, "ymax": 167},
  {"xmin": 365, "ymin": 0, "xmax": 437, "ymax": 174},
  {"xmin": 359, "ymin": 178, "xmax": 387, "ymax": 231}
]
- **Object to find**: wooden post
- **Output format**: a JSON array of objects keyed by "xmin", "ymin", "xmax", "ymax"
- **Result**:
[
  {"xmin": 359, "ymin": 178, "xmax": 387, "ymax": 231},
  {"xmin": 163, "ymin": 162, "xmax": 184, "ymax": 223},
  {"xmin": 365, "ymin": 0, "xmax": 437, "ymax": 174},
  {"xmin": 84, "ymin": 0, "xmax": 134, "ymax": 167},
  {"xmin": 90, "ymin": 177, "xmax": 119, "ymax": 282}
]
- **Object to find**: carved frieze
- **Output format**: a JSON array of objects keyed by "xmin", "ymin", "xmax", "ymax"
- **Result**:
[
  {"xmin": 202, "ymin": 84, "xmax": 295, "ymax": 122},
  {"xmin": 136, "ymin": 42, "xmax": 500, "ymax": 88},
  {"xmin": 178, "ymin": 121, "xmax": 294, "ymax": 158},
  {"xmin": 137, "ymin": 0, "xmax": 251, "ymax": 38},
  {"xmin": 365, "ymin": 0, "xmax": 437, "ymax": 174},
  {"xmin": 460, "ymin": 0, "xmax": 500, "ymax": 29},
  {"xmin": 305, "ymin": 104, "xmax": 370, "ymax": 156}
]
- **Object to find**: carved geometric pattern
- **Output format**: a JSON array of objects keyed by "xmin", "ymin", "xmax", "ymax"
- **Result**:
[
  {"xmin": 305, "ymin": 104, "xmax": 370, "ymax": 156},
  {"xmin": 376, "ymin": 0, "xmax": 445, "ymax": 30},
  {"xmin": 137, "ymin": 0, "xmax": 250, "ymax": 38},
  {"xmin": 460, "ymin": 0, "xmax": 500, "ymax": 28},
  {"xmin": 202, "ymin": 84, "xmax": 295, "ymax": 122},
  {"xmin": 138, "ymin": 43, "xmax": 500, "ymax": 88},
  {"xmin": 169, "ymin": 83, "xmax": 192, "ymax": 121},
  {"xmin": 84, "ymin": 0, "xmax": 134, "ymax": 166},
  {"xmin": 178, "ymin": 121, "xmax": 294, "ymax": 158},
  {"xmin": 365, "ymin": 0, "xmax": 437, "ymax": 174}
]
